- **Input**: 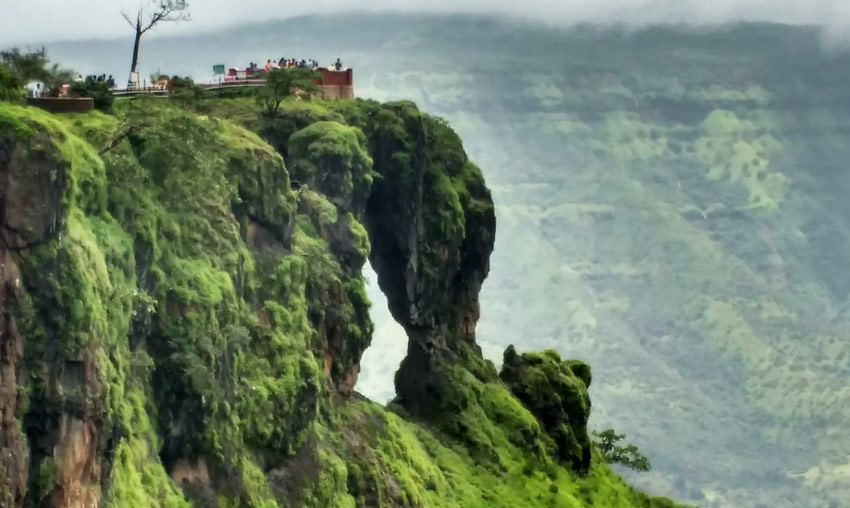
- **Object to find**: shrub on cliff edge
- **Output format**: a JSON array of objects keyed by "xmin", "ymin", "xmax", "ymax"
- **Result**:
[{"xmin": 0, "ymin": 64, "xmax": 24, "ymax": 102}]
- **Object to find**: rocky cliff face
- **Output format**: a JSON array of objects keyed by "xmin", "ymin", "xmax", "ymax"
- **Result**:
[
  {"xmin": 0, "ymin": 118, "xmax": 108, "ymax": 508},
  {"xmin": 341, "ymin": 102, "xmax": 496, "ymax": 416},
  {"xmin": 0, "ymin": 126, "xmax": 65, "ymax": 507},
  {"xmin": 0, "ymin": 99, "xmax": 684, "ymax": 508}
]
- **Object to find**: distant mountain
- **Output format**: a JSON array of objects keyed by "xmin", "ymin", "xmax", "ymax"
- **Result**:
[{"xmin": 35, "ymin": 14, "xmax": 850, "ymax": 507}]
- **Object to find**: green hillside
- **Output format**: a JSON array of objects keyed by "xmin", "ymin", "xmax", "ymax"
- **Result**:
[
  {"xmin": 19, "ymin": 15, "xmax": 850, "ymax": 507},
  {"xmin": 0, "ymin": 92, "xmax": 687, "ymax": 507}
]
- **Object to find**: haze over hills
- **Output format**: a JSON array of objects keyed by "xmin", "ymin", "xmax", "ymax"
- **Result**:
[{"xmin": 23, "ymin": 14, "xmax": 850, "ymax": 507}]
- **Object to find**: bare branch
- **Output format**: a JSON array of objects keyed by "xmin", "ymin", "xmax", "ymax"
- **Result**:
[
  {"xmin": 140, "ymin": 12, "xmax": 165, "ymax": 34},
  {"xmin": 99, "ymin": 130, "xmax": 131, "ymax": 156},
  {"xmin": 124, "ymin": 0, "xmax": 190, "ymax": 73},
  {"xmin": 121, "ymin": 12, "xmax": 138, "ymax": 30},
  {"xmin": 138, "ymin": 0, "xmax": 190, "ymax": 34}
]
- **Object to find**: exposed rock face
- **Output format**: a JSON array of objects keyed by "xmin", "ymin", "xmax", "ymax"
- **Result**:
[
  {"xmin": 0, "ymin": 127, "xmax": 105, "ymax": 508},
  {"xmin": 43, "ymin": 415, "xmax": 102, "ymax": 508},
  {"xmin": 0, "ymin": 131, "xmax": 65, "ymax": 249},
  {"xmin": 345, "ymin": 102, "xmax": 496, "ymax": 416},
  {"xmin": 500, "ymin": 346, "xmax": 593, "ymax": 474},
  {"xmin": 287, "ymin": 121, "xmax": 375, "ymax": 394},
  {"xmin": 169, "ymin": 458, "xmax": 215, "ymax": 507},
  {"xmin": 0, "ymin": 131, "xmax": 34, "ymax": 505},
  {"xmin": 0, "ymin": 247, "xmax": 27, "ymax": 507}
]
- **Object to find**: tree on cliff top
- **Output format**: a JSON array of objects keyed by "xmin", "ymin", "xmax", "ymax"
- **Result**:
[
  {"xmin": 0, "ymin": 48, "xmax": 51, "ymax": 84},
  {"xmin": 0, "ymin": 48, "xmax": 75, "ymax": 97},
  {"xmin": 258, "ymin": 68, "xmax": 321, "ymax": 117},
  {"xmin": 123, "ymin": 0, "xmax": 190, "ymax": 81},
  {"xmin": 0, "ymin": 64, "xmax": 24, "ymax": 102}
]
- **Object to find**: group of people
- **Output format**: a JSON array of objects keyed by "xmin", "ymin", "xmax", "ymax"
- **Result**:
[
  {"xmin": 78, "ymin": 74, "xmax": 116, "ymax": 87},
  {"xmin": 243, "ymin": 57, "xmax": 345, "ymax": 75},
  {"xmin": 59, "ymin": 74, "xmax": 115, "ymax": 96},
  {"xmin": 28, "ymin": 73, "xmax": 116, "ymax": 98},
  {"xmin": 274, "ymin": 58, "xmax": 320, "ymax": 70}
]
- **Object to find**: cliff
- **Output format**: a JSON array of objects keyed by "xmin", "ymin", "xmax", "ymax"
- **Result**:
[{"xmin": 0, "ymin": 97, "xmax": 683, "ymax": 508}]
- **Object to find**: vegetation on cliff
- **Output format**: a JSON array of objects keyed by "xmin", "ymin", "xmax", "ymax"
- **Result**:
[
  {"xmin": 230, "ymin": 17, "xmax": 850, "ymax": 507},
  {"xmin": 0, "ymin": 92, "xmax": 684, "ymax": 508},
  {"xmin": 15, "ymin": 15, "xmax": 850, "ymax": 507}
]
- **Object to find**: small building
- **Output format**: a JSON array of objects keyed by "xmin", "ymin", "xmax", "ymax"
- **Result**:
[
  {"xmin": 209, "ymin": 64, "xmax": 355, "ymax": 99},
  {"xmin": 317, "ymin": 68, "xmax": 354, "ymax": 100}
]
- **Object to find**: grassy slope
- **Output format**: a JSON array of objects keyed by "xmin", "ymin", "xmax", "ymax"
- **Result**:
[{"xmin": 0, "ymin": 99, "xmax": 685, "ymax": 508}]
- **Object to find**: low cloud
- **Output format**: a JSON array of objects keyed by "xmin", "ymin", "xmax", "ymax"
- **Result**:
[{"xmin": 2, "ymin": 0, "xmax": 850, "ymax": 46}]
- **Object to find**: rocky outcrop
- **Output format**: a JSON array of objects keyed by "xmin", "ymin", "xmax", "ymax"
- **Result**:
[
  {"xmin": 337, "ymin": 102, "xmax": 496, "ymax": 416},
  {"xmin": 0, "ymin": 130, "xmax": 65, "ymax": 249},
  {"xmin": 0, "ymin": 245, "xmax": 27, "ymax": 508},
  {"xmin": 0, "ymin": 124, "xmax": 105, "ymax": 508},
  {"xmin": 258, "ymin": 101, "xmax": 496, "ymax": 404},
  {"xmin": 500, "ymin": 346, "xmax": 593, "ymax": 474},
  {"xmin": 286, "ymin": 119, "xmax": 375, "ymax": 395}
]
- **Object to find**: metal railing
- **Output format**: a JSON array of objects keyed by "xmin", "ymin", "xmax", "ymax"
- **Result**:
[{"xmin": 111, "ymin": 79, "xmax": 268, "ymax": 98}]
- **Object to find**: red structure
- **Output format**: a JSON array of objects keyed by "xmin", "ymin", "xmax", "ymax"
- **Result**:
[
  {"xmin": 317, "ymin": 69, "xmax": 354, "ymax": 99},
  {"xmin": 316, "ymin": 68, "xmax": 353, "ymax": 99},
  {"xmin": 223, "ymin": 66, "xmax": 354, "ymax": 99}
]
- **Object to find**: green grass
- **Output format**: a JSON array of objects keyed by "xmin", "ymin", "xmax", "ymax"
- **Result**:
[{"xmin": 330, "ymin": 397, "xmax": 688, "ymax": 508}]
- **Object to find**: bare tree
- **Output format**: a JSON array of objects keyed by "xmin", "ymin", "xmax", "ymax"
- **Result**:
[{"xmin": 123, "ymin": 0, "xmax": 190, "ymax": 77}]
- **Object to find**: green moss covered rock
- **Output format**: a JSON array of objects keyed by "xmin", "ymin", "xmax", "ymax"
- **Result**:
[
  {"xmin": 288, "ymin": 121, "xmax": 373, "ymax": 213},
  {"xmin": 0, "ymin": 98, "xmax": 687, "ymax": 508},
  {"xmin": 501, "ymin": 345, "xmax": 593, "ymax": 474}
]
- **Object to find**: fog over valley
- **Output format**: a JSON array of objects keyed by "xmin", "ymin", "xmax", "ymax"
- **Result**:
[{"xmin": 5, "ymin": 0, "xmax": 850, "ymax": 45}]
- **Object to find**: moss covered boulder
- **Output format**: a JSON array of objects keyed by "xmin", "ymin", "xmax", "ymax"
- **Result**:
[
  {"xmin": 288, "ymin": 120, "xmax": 373, "ymax": 214},
  {"xmin": 500, "ymin": 345, "xmax": 593, "ymax": 474}
]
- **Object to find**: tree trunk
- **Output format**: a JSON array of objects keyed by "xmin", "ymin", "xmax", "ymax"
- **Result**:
[{"xmin": 130, "ymin": 27, "xmax": 142, "ymax": 75}]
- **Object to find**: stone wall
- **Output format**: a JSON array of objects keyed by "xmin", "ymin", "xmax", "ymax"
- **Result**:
[{"xmin": 26, "ymin": 98, "xmax": 93, "ymax": 114}]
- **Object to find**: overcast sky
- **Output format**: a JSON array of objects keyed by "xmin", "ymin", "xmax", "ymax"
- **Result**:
[{"xmin": 3, "ymin": 0, "xmax": 850, "ymax": 46}]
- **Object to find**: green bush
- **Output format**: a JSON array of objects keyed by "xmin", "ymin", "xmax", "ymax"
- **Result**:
[
  {"xmin": 500, "ymin": 346, "xmax": 593, "ymax": 473},
  {"xmin": 168, "ymin": 75, "xmax": 206, "ymax": 106},
  {"xmin": 592, "ymin": 429, "xmax": 651, "ymax": 472},
  {"xmin": 258, "ymin": 68, "xmax": 321, "ymax": 117},
  {"xmin": 35, "ymin": 459, "xmax": 58, "ymax": 501},
  {"xmin": 0, "ymin": 63, "xmax": 24, "ymax": 102},
  {"xmin": 70, "ymin": 77, "xmax": 114, "ymax": 111},
  {"xmin": 1, "ymin": 47, "xmax": 74, "ymax": 96}
]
